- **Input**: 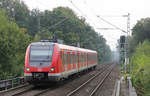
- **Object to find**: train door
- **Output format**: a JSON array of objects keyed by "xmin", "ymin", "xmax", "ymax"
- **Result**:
[
  {"xmin": 75, "ymin": 53, "xmax": 78, "ymax": 71},
  {"xmin": 67, "ymin": 53, "xmax": 71, "ymax": 71},
  {"xmin": 60, "ymin": 51, "xmax": 63, "ymax": 73},
  {"xmin": 72, "ymin": 53, "xmax": 75, "ymax": 69},
  {"xmin": 86, "ymin": 53, "xmax": 88, "ymax": 68},
  {"xmin": 80, "ymin": 53, "xmax": 82, "ymax": 70},
  {"xmin": 74, "ymin": 53, "xmax": 77, "ymax": 72},
  {"xmin": 70, "ymin": 52, "xmax": 73, "ymax": 70},
  {"xmin": 63, "ymin": 51, "xmax": 67, "ymax": 76},
  {"xmin": 87, "ymin": 53, "xmax": 89, "ymax": 68},
  {"xmin": 77, "ymin": 52, "xmax": 80, "ymax": 72}
]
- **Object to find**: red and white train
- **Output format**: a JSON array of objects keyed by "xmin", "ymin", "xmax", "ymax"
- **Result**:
[{"xmin": 24, "ymin": 41, "xmax": 98, "ymax": 83}]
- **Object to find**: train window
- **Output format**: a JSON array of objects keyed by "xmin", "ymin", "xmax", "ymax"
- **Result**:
[
  {"xmin": 63, "ymin": 53, "xmax": 66, "ymax": 65},
  {"xmin": 74, "ymin": 54, "xmax": 75, "ymax": 64},
  {"xmin": 67, "ymin": 54, "xmax": 70, "ymax": 64},
  {"xmin": 81, "ymin": 54, "xmax": 83, "ymax": 63},
  {"xmin": 77, "ymin": 55, "xmax": 78, "ymax": 63},
  {"xmin": 63, "ymin": 53, "xmax": 65, "ymax": 65},
  {"xmin": 81, "ymin": 54, "xmax": 83, "ymax": 66},
  {"xmin": 77, "ymin": 54, "xmax": 78, "ymax": 64},
  {"xmin": 82, "ymin": 55, "xmax": 84, "ymax": 65},
  {"xmin": 84, "ymin": 54, "xmax": 85, "ymax": 64},
  {"xmin": 71, "ymin": 54, "xmax": 73, "ymax": 64},
  {"xmin": 84, "ymin": 54, "xmax": 85, "ymax": 63},
  {"xmin": 70, "ymin": 54, "xmax": 72, "ymax": 64},
  {"xmin": 62, "ymin": 53, "xmax": 65, "ymax": 64},
  {"xmin": 73, "ymin": 54, "xmax": 75, "ymax": 64},
  {"xmin": 83, "ymin": 54, "xmax": 84, "ymax": 62},
  {"xmin": 79, "ymin": 55, "xmax": 81, "ymax": 64},
  {"xmin": 74, "ymin": 55, "xmax": 75, "ymax": 64},
  {"xmin": 86, "ymin": 54, "xmax": 87, "ymax": 64},
  {"xmin": 76, "ymin": 54, "xmax": 77, "ymax": 64},
  {"xmin": 70, "ymin": 54, "xmax": 71, "ymax": 64},
  {"xmin": 81, "ymin": 55, "xmax": 83, "ymax": 63},
  {"xmin": 65, "ymin": 54, "xmax": 68, "ymax": 65},
  {"xmin": 72, "ymin": 54, "xmax": 74, "ymax": 64},
  {"xmin": 78, "ymin": 54, "xmax": 79, "ymax": 63},
  {"xmin": 83, "ymin": 55, "xmax": 84, "ymax": 65},
  {"xmin": 79, "ymin": 55, "xmax": 81, "ymax": 63},
  {"xmin": 80, "ymin": 55, "xmax": 82, "ymax": 66},
  {"xmin": 75, "ymin": 54, "xmax": 77, "ymax": 64},
  {"xmin": 79, "ymin": 54, "xmax": 81, "ymax": 66},
  {"xmin": 84, "ymin": 54, "xmax": 85, "ymax": 62},
  {"xmin": 60, "ymin": 52, "xmax": 62, "ymax": 63}
]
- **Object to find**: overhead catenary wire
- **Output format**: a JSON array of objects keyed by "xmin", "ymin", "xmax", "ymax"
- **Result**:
[
  {"xmin": 81, "ymin": 0, "xmax": 125, "ymax": 50},
  {"xmin": 68, "ymin": 0, "xmax": 98, "ymax": 28},
  {"xmin": 32, "ymin": 0, "xmax": 70, "ymax": 30},
  {"xmin": 81, "ymin": 0, "xmax": 127, "ymax": 33},
  {"xmin": 48, "ymin": 17, "xmax": 69, "ymax": 29},
  {"xmin": 33, "ymin": 0, "xmax": 97, "ymax": 29},
  {"xmin": 97, "ymin": 16, "xmax": 127, "ymax": 33}
]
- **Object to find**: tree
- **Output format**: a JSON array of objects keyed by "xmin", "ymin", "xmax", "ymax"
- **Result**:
[
  {"xmin": 128, "ymin": 17, "xmax": 150, "ymax": 96},
  {"xmin": 0, "ymin": 3, "xmax": 112, "ymax": 80},
  {"xmin": 38, "ymin": 7, "xmax": 112, "ymax": 63},
  {"xmin": 0, "ymin": 9, "xmax": 31, "ymax": 79},
  {"xmin": 130, "ymin": 18, "xmax": 150, "ymax": 53},
  {"xmin": 0, "ymin": 0, "xmax": 30, "ymax": 28}
]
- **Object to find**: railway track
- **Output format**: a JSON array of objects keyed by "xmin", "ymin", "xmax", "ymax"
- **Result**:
[
  {"xmin": 12, "ymin": 87, "xmax": 34, "ymax": 96},
  {"xmin": 0, "ymin": 84, "xmax": 33, "ymax": 96},
  {"xmin": 32, "ymin": 64, "xmax": 111, "ymax": 96},
  {"xmin": 89, "ymin": 65, "xmax": 114, "ymax": 96},
  {"xmin": 66, "ymin": 64, "xmax": 115, "ymax": 96},
  {"xmin": 1, "ymin": 63, "xmax": 116, "ymax": 96},
  {"xmin": 34, "ymin": 64, "xmax": 110, "ymax": 96},
  {"xmin": 37, "ymin": 64, "xmax": 114, "ymax": 96},
  {"xmin": 11, "ymin": 83, "xmax": 57, "ymax": 96}
]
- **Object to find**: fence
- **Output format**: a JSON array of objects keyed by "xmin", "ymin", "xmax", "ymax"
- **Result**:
[{"xmin": 0, "ymin": 77, "xmax": 25, "ymax": 91}]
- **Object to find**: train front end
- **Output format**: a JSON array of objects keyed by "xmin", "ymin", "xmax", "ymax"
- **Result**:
[{"xmin": 24, "ymin": 42, "xmax": 59, "ymax": 83}]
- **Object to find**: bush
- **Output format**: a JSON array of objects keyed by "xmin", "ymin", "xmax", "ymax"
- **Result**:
[{"xmin": 131, "ymin": 40, "xmax": 150, "ymax": 96}]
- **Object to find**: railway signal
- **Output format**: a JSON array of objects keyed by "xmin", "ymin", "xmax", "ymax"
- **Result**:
[{"xmin": 120, "ymin": 35, "xmax": 126, "ymax": 48}]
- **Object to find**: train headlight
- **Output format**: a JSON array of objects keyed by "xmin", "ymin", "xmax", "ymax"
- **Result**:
[
  {"xmin": 50, "ymin": 67, "xmax": 55, "ymax": 72},
  {"xmin": 26, "ymin": 67, "xmax": 30, "ymax": 72}
]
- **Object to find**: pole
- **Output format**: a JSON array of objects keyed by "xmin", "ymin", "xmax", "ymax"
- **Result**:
[
  {"xmin": 125, "ymin": 13, "xmax": 130, "ymax": 73},
  {"xmin": 124, "ymin": 13, "xmax": 130, "ymax": 73},
  {"xmin": 127, "ymin": 13, "xmax": 130, "ymax": 73}
]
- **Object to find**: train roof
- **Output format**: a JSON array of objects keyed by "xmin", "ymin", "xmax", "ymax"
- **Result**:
[
  {"xmin": 30, "ymin": 42, "xmax": 54, "ymax": 46},
  {"xmin": 30, "ymin": 42, "xmax": 97, "ymax": 54},
  {"xmin": 56, "ymin": 43, "xmax": 97, "ymax": 54}
]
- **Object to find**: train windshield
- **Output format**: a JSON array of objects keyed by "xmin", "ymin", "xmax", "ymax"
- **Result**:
[{"xmin": 30, "ymin": 45, "xmax": 54, "ymax": 62}]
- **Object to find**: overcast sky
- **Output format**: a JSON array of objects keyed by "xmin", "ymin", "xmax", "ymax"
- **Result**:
[{"xmin": 22, "ymin": 0, "xmax": 150, "ymax": 50}]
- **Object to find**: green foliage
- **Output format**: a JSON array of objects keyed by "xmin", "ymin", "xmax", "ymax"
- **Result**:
[
  {"xmin": 130, "ymin": 18, "xmax": 150, "ymax": 54},
  {"xmin": 0, "ymin": 1, "xmax": 112, "ymax": 80},
  {"xmin": 131, "ymin": 40, "xmax": 150, "ymax": 96},
  {"xmin": 128, "ymin": 17, "xmax": 150, "ymax": 96},
  {"xmin": 37, "ymin": 7, "xmax": 112, "ymax": 63},
  {"xmin": 0, "ymin": 0, "xmax": 30, "ymax": 28},
  {"xmin": 0, "ymin": 9, "xmax": 31, "ymax": 80}
]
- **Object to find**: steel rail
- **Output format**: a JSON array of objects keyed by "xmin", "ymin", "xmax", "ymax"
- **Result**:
[
  {"xmin": 34, "ymin": 64, "xmax": 110, "ymax": 96},
  {"xmin": 90, "ymin": 64, "xmax": 115, "ymax": 96},
  {"xmin": 0, "ymin": 83, "xmax": 29, "ymax": 95},
  {"xmin": 11, "ymin": 87, "xmax": 34, "ymax": 96},
  {"xmin": 66, "ymin": 64, "xmax": 113, "ymax": 96},
  {"xmin": 33, "ymin": 87, "xmax": 52, "ymax": 96}
]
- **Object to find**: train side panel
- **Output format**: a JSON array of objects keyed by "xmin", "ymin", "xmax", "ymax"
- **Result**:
[{"xmin": 24, "ymin": 42, "xmax": 98, "ymax": 83}]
